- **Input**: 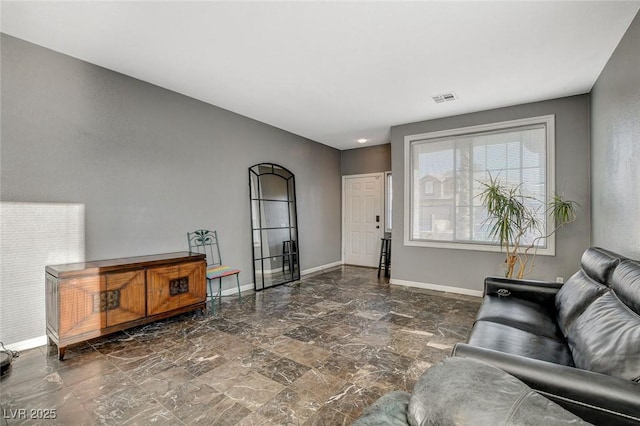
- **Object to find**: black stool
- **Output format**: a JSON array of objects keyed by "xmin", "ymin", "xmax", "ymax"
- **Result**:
[
  {"xmin": 378, "ymin": 235, "xmax": 391, "ymax": 278},
  {"xmin": 282, "ymin": 240, "xmax": 297, "ymax": 274}
]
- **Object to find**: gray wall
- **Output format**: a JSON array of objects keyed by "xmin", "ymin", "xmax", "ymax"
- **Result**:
[
  {"xmin": 390, "ymin": 95, "xmax": 591, "ymax": 291},
  {"xmin": 591, "ymin": 12, "xmax": 640, "ymax": 260},
  {"xmin": 341, "ymin": 143, "xmax": 391, "ymax": 175},
  {"xmin": 1, "ymin": 34, "xmax": 342, "ymax": 288}
]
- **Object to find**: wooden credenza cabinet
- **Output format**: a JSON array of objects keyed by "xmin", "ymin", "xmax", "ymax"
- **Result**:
[{"xmin": 46, "ymin": 252, "xmax": 206, "ymax": 360}]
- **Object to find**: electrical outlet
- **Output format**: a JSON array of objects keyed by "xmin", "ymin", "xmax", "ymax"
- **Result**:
[{"xmin": 556, "ymin": 277, "xmax": 564, "ymax": 284}]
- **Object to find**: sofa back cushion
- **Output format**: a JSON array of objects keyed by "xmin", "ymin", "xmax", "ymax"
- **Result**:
[
  {"xmin": 568, "ymin": 290, "xmax": 640, "ymax": 381},
  {"xmin": 555, "ymin": 248, "xmax": 619, "ymax": 335},
  {"xmin": 610, "ymin": 260, "xmax": 640, "ymax": 314},
  {"xmin": 581, "ymin": 247, "xmax": 623, "ymax": 284},
  {"xmin": 555, "ymin": 271, "xmax": 608, "ymax": 336}
]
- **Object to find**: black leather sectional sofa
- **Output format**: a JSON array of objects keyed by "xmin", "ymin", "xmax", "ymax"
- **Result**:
[
  {"xmin": 354, "ymin": 247, "xmax": 640, "ymax": 425},
  {"xmin": 454, "ymin": 247, "xmax": 640, "ymax": 425}
]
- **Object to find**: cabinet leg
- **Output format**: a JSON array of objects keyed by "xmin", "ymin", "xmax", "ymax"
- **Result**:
[
  {"xmin": 47, "ymin": 337, "xmax": 58, "ymax": 357},
  {"xmin": 47, "ymin": 340, "xmax": 66, "ymax": 360}
]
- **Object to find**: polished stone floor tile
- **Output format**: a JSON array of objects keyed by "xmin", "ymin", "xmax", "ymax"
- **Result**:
[
  {"xmin": 258, "ymin": 357, "xmax": 310, "ymax": 386},
  {"xmin": 255, "ymin": 386, "xmax": 320, "ymax": 425},
  {"xmin": 322, "ymin": 382, "xmax": 381, "ymax": 419},
  {"xmin": 199, "ymin": 397, "xmax": 252, "ymax": 426},
  {"xmin": 291, "ymin": 368, "xmax": 347, "ymax": 403},
  {"xmin": 303, "ymin": 404, "xmax": 354, "ymax": 426},
  {"xmin": 0, "ymin": 265, "xmax": 480, "ymax": 425},
  {"xmin": 221, "ymin": 370, "xmax": 284, "ymax": 411}
]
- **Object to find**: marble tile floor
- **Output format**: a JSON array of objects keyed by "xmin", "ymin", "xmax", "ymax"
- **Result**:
[{"xmin": 0, "ymin": 266, "xmax": 481, "ymax": 425}]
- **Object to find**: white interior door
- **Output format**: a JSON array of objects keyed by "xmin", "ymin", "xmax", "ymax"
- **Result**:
[{"xmin": 343, "ymin": 174, "xmax": 384, "ymax": 267}]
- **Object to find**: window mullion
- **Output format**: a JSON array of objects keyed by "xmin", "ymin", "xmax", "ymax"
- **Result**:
[
  {"xmin": 469, "ymin": 141, "xmax": 475, "ymax": 242},
  {"xmin": 452, "ymin": 141, "xmax": 457, "ymax": 241}
]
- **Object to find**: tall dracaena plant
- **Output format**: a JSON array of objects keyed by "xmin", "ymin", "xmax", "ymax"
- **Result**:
[{"xmin": 478, "ymin": 173, "xmax": 578, "ymax": 279}]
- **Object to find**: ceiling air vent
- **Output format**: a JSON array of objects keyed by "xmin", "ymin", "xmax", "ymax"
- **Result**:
[{"xmin": 432, "ymin": 92, "xmax": 457, "ymax": 104}]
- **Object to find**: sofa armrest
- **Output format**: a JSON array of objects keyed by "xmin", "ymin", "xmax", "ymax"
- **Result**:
[
  {"xmin": 452, "ymin": 343, "xmax": 640, "ymax": 425},
  {"xmin": 484, "ymin": 276, "xmax": 563, "ymax": 304}
]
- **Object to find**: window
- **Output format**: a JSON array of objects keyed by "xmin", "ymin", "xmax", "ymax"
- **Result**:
[
  {"xmin": 423, "ymin": 181, "xmax": 434, "ymax": 195},
  {"xmin": 403, "ymin": 115, "xmax": 555, "ymax": 253}
]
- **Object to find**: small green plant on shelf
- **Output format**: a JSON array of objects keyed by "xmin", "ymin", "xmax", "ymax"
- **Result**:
[{"xmin": 478, "ymin": 173, "xmax": 579, "ymax": 279}]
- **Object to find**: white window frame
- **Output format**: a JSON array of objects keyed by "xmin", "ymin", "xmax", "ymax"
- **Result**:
[{"xmin": 403, "ymin": 115, "xmax": 556, "ymax": 254}]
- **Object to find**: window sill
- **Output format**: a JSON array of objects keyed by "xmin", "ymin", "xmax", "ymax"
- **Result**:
[{"xmin": 402, "ymin": 239, "xmax": 555, "ymax": 256}]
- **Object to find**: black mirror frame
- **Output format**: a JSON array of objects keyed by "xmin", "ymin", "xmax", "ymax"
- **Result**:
[{"xmin": 248, "ymin": 163, "xmax": 300, "ymax": 290}]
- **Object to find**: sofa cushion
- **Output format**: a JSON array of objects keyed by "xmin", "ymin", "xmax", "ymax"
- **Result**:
[
  {"xmin": 568, "ymin": 290, "xmax": 640, "ymax": 381},
  {"xmin": 555, "ymin": 270, "xmax": 608, "ymax": 336},
  {"xmin": 407, "ymin": 357, "xmax": 590, "ymax": 426},
  {"xmin": 468, "ymin": 320, "xmax": 574, "ymax": 366},
  {"xmin": 476, "ymin": 294, "xmax": 562, "ymax": 340},
  {"xmin": 580, "ymin": 247, "xmax": 622, "ymax": 284},
  {"xmin": 610, "ymin": 260, "xmax": 640, "ymax": 314},
  {"xmin": 554, "ymin": 247, "xmax": 621, "ymax": 336}
]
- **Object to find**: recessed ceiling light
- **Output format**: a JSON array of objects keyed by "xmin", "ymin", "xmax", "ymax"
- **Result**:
[{"xmin": 357, "ymin": 138, "xmax": 367, "ymax": 144}]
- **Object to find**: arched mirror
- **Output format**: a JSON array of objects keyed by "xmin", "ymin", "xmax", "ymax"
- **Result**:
[{"xmin": 249, "ymin": 163, "xmax": 299, "ymax": 290}]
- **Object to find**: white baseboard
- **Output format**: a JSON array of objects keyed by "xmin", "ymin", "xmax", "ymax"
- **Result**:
[
  {"xmin": 217, "ymin": 261, "xmax": 343, "ymax": 295},
  {"xmin": 390, "ymin": 278, "xmax": 483, "ymax": 298},
  {"xmin": 5, "ymin": 335, "xmax": 48, "ymax": 352},
  {"xmin": 217, "ymin": 283, "xmax": 254, "ymax": 296},
  {"xmin": 301, "ymin": 260, "xmax": 344, "ymax": 276}
]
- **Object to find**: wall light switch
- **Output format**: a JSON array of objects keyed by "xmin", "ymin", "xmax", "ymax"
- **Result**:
[{"xmin": 556, "ymin": 277, "xmax": 564, "ymax": 284}]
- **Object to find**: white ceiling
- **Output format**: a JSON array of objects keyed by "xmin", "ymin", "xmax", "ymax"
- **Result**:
[{"xmin": 2, "ymin": 1, "xmax": 638, "ymax": 150}]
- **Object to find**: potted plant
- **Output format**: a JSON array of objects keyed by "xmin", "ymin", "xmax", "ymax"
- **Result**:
[{"xmin": 478, "ymin": 173, "xmax": 578, "ymax": 279}]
